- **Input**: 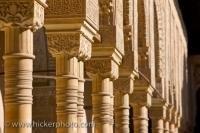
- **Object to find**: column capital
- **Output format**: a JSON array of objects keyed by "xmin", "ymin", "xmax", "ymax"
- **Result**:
[
  {"xmin": 85, "ymin": 59, "xmax": 119, "ymax": 80},
  {"xmin": 46, "ymin": 32, "xmax": 92, "ymax": 61},
  {"xmin": 130, "ymin": 85, "xmax": 154, "ymax": 107},
  {"xmin": 149, "ymin": 98, "xmax": 167, "ymax": 119},
  {"xmin": 114, "ymin": 72, "xmax": 135, "ymax": 94},
  {"xmin": 0, "ymin": 0, "xmax": 47, "ymax": 31},
  {"xmin": 45, "ymin": 0, "xmax": 99, "ymax": 61}
]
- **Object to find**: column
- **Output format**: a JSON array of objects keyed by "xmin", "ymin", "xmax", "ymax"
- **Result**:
[
  {"xmin": 55, "ymin": 55, "xmax": 79, "ymax": 133},
  {"xmin": 170, "ymin": 108, "xmax": 177, "ymax": 133},
  {"xmin": 110, "ymin": 81, "xmax": 114, "ymax": 133},
  {"xmin": 152, "ymin": 119, "xmax": 164, "ymax": 133},
  {"xmin": 170, "ymin": 123, "xmax": 175, "ymax": 133},
  {"xmin": 78, "ymin": 61, "xmax": 87, "ymax": 133},
  {"xmin": 3, "ymin": 27, "xmax": 34, "ymax": 133},
  {"xmin": 86, "ymin": 59, "xmax": 121, "ymax": 133},
  {"xmin": 164, "ymin": 120, "xmax": 170, "ymax": 133},
  {"xmin": 133, "ymin": 105, "xmax": 149, "ymax": 133},
  {"xmin": 45, "ymin": 0, "xmax": 99, "ymax": 132},
  {"xmin": 165, "ymin": 105, "xmax": 172, "ymax": 133},
  {"xmin": 130, "ymin": 86, "xmax": 153, "ymax": 133},
  {"xmin": 0, "ymin": 1, "xmax": 47, "ymax": 133},
  {"xmin": 114, "ymin": 75, "xmax": 134, "ymax": 133},
  {"xmin": 91, "ymin": 75, "xmax": 112, "ymax": 133},
  {"xmin": 150, "ymin": 99, "xmax": 166, "ymax": 133},
  {"xmin": 114, "ymin": 92, "xmax": 130, "ymax": 133}
]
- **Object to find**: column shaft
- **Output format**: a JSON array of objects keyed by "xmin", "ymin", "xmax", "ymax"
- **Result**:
[
  {"xmin": 110, "ymin": 81, "xmax": 114, "ymax": 132},
  {"xmin": 78, "ymin": 61, "xmax": 87, "ymax": 133},
  {"xmin": 92, "ymin": 75, "xmax": 112, "ymax": 133},
  {"xmin": 4, "ymin": 28, "xmax": 34, "ymax": 133},
  {"xmin": 133, "ymin": 105, "xmax": 149, "ymax": 133},
  {"xmin": 152, "ymin": 119, "xmax": 164, "ymax": 133},
  {"xmin": 164, "ymin": 121, "xmax": 170, "ymax": 133},
  {"xmin": 56, "ymin": 55, "xmax": 78, "ymax": 133},
  {"xmin": 170, "ymin": 123, "xmax": 175, "ymax": 133},
  {"xmin": 115, "ymin": 93, "xmax": 130, "ymax": 133}
]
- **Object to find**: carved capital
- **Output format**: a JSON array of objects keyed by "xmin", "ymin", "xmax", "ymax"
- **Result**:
[
  {"xmin": 114, "ymin": 72, "xmax": 135, "ymax": 94},
  {"xmin": 130, "ymin": 86, "xmax": 154, "ymax": 107},
  {"xmin": 46, "ymin": 32, "xmax": 92, "ymax": 60},
  {"xmin": 149, "ymin": 98, "xmax": 167, "ymax": 119},
  {"xmin": 85, "ymin": 59, "xmax": 119, "ymax": 80},
  {"xmin": 0, "ymin": 0, "xmax": 47, "ymax": 31}
]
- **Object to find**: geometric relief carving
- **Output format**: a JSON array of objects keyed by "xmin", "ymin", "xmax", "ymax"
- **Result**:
[
  {"xmin": 86, "ymin": 0, "xmax": 99, "ymax": 29},
  {"xmin": 45, "ymin": 0, "xmax": 82, "ymax": 18},
  {"xmin": 86, "ymin": 59, "xmax": 119, "ymax": 79},
  {"xmin": 45, "ymin": 0, "xmax": 99, "ymax": 29},
  {"xmin": 47, "ymin": 32, "xmax": 80, "ymax": 55},
  {"xmin": 0, "ymin": 1, "xmax": 32, "ymax": 23},
  {"xmin": 154, "ymin": 2, "xmax": 165, "ymax": 79},
  {"xmin": 0, "ymin": 0, "xmax": 46, "ymax": 29}
]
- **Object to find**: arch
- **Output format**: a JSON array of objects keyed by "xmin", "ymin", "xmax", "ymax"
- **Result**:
[
  {"xmin": 137, "ymin": 0, "xmax": 151, "ymax": 81},
  {"xmin": 154, "ymin": 0, "xmax": 165, "ymax": 97}
]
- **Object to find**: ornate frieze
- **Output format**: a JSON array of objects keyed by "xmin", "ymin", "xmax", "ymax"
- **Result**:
[
  {"xmin": 0, "ymin": 0, "xmax": 47, "ymax": 30},
  {"xmin": 45, "ymin": 0, "xmax": 99, "ymax": 30}
]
